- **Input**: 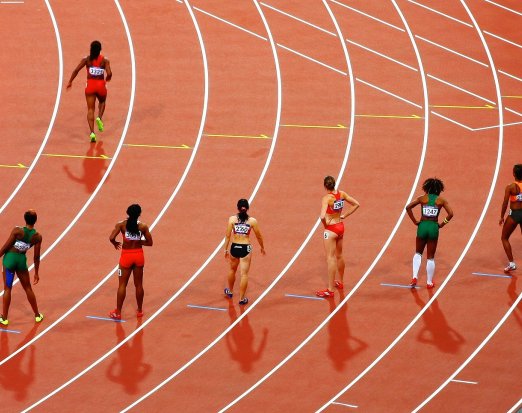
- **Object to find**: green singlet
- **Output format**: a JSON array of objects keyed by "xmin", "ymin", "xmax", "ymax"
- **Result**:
[
  {"xmin": 2, "ymin": 227, "xmax": 37, "ymax": 271},
  {"xmin": 417, "ymin": 194, "xmax": 440, "ymax": 240}
]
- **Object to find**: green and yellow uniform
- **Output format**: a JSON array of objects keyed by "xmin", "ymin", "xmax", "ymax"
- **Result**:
[{"xmin": 417, "ymin": 194, "xmax": 441, "ymax": 240}]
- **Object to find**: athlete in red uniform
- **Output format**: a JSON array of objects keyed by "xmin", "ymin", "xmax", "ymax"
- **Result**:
[
  {"xmin": 66, "ymin": 40, "xmax": 112, "ymax": 142},
  {"xmin": 500, "ymin": 164, "xmax": 522, "ymax": 272},
  {"xmin": 317, "ymin": 176, "xmax": 360, "ymax": 298},
  {"xmin": 109, "ymin": 204, "xmax": 153, "ymax": 320}
]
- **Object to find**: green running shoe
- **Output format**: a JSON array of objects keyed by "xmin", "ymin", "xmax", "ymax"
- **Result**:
[
  {"xmin": 96, "ymin": 117, "xmax": 104, "ymax": 132},
  {"xmin": 35, "ymin": 313, "xmax": 44, "ymax": 323},
  {"xmin": 90, "ymin": 132, "xmax": 96, "ymax": 143}
]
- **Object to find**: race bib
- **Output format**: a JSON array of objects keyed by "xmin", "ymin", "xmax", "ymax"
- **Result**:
[
  {"xmin": 332, "ymin": 199, "xmax": 344, "ymax": 211},
  {"xmin": 515, "ymin": 194, "xmax": 522, "ymax": 201},
  {"xmin": 13, "ymin": 240, "xmax": 31, "ymax": 252},
  {"xmin": 89, "ymin": 66, "xmax": 104, "ymax": 76},
  {"xmin": 234, "ymin": 223, "xmax": 250, "ymax": 235},
  {"xmin": 422, "ymin": 205, "xmax": 439, "ymax": 217},
  {"xmin": 125, "ymin": 231, "xmax": 142, "ymax": 241}
]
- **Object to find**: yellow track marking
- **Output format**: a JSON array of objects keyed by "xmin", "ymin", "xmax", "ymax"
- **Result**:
[
  {"xmin": 124, "ymin": 143, "xmax": 192, "ymax": 149},
  {"xmin": 204, "ymin": 133, "xmax": 270, "ymax": 139},
  {"xmin": 42, "ymin": 154, "xmax": 111, "ymax": 160},
  {"xmin": 0, "ymin": 163, "xmax": 27, "ymax": 169}
]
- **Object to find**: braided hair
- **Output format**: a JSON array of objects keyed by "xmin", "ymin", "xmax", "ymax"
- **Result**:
[
  {"xmin": 422, "ymin": 178, "xmax": 445, "ymax": 196},
  {"xmin": 237, "ymin": 199, "xmax": 249, "ymax": 222},
  {"xmin": 90, "ymin": 40, "xmax": 102, "ymax": 60},
  {"xmin": 514, "ymin": 164, "xmax": 522, "ymax": 181},
  {"xmin": 126, "ymin": 204, "xmax": 141, "ymax": 236}
]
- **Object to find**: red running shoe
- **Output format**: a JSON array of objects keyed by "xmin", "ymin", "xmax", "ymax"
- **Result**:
[
  {"xmin": 316, "ymin": 289, "xmax": 335, "ymax": 298},
  {"xmin": 334, "ymin": 280, "xmax": 344, "ymax": 289},
  {"xmin": 410, "ymin": 278, "xmax": 417, "ymax": 287},
  {"xmin": 136, "ymin": 310, "xmax": 144, "ymax": 318},
  {"xmin": 109, "ymin": 309, "xmax": 121, "ymax": 320},
  {"xmin": 427, "ymin": 282, "xmax": 435, "ymax": 289}
]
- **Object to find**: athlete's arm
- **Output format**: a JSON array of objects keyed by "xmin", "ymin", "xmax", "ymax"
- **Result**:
[
  {"xmin": 32, "ymin": 235, "xmax": 42, "ymax": 284},
  {"xmin": 439, "ymin": 198, "xmax": 454, "ymax": 228},
  {"xmin": 224, "ymin": 217, "xmax": 234, "ymax": 258},
  {"xmin": 499, "ymin": 184, "xmax": 512, "ymax": 225},
  {"xmin": 0, "ymin": 228, "xmax": 19, "ymax": 258},
  {"xmin": 140, "ymin": 224, "xmax": 153, "ymax": 247},
  {"xmin": 405, "ymin": 197, "xmax": 421, "ymax": 225},
  {"xmin": 341, "ymin": 192, "xmax": 360, "ymax": 219},
  {"xmin": 66, "ymin": 58, "xmax": 87, "ymax": 89},
  {"xmin": 251, "ymin": 218, "xmax": 266, "ymax": 255},
  {"xmin": 320, "ymin": 195, "xmax": 330, "ymax": 228},
  {"xmin": 104, "ymin": 58, "xmax": 112, "ymax": 82},
  {"xmin": 109, "ymin": 223, "xmax": 122, "ymax": 250}
]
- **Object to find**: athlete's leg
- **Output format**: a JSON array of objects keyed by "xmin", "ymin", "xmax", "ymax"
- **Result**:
[
  {"xmin": 132, "ymin": 266, "xmax": 144, "ymax": 313},
  {"xmin": 238, "ymin": 254, "xmax": 252, "ymax": 301},
  {"xmin": 17, "ymin": 270, "xmax": 40, "ymax": 316},
  {"xmin": 323, "ymin": 230, "xmax": 338, "ymax": 291},
  {"xmin": 335, "ymin": 237, "xmax": 345, "ymax": 284},
  {"xmin": 227, "ymin": 256, "xmax": 239, "ymax": 291},
  {"xmin": 2, "ymin": 268, "xmax": 13, "ymax": 320},
  {"xmin": 426, "ymin": 238, "xmax": 439, "ymax": 286},
  {"xmin": 97, "ymin": 95, "xmax": 106, "ymax": 120},
  {"xmin": 501, "ymin": 216, "xmax": 518, "ymax": 262},
  {"xmin": 116, "ymin": 267, "xmax": 132, "ymax": 313},
  {"xmin": 85, "ymin": 94, "xmax": 97, "ymax": 134}
]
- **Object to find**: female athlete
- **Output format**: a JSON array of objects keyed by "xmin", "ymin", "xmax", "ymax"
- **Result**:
[
  {"xmin": 224, "ymin": 199, "xmax": 265, "ymax": 305},
  {"xmin": 109, "ymin": 204, "xmax": 153, "ymax": 320},
  {"xmin": 66, "ymin": 40, "xmax": 112, "ymax": 142},
  {"xmin": 0, "ymin": 210, "xmax": 43, "ymax": 326},
  {"xmin": 406, "ymin": 178, "xmax": 453, "ymax": 289},
  {"xmin": 500, "ymin": 164, "xmax": 522, "ymax": 272},
  {"xmin": 316, "ymin": 176, "xmax": 360, "ymax": 298}
]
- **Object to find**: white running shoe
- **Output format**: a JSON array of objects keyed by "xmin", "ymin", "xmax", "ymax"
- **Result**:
[{"xmin": 504, "ymin": 262, "xmax": 517, "ymax": 272}]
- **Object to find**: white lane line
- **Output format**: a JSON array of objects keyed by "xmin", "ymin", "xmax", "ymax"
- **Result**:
[
  {"xmin": 485, "ymin": 0, "xmax": 522, "ymax": 17},
  {"xmin": 472, "ymin": 121, "xmax": 522, "ymax": 131},
  {"xmin": 0, "ymin": 0, "xmax": 140, "ymax": 364},
  {"xmin": 277, "ymin": 43, "xmax": 347, "ymax": 75},
  {"xmin": 193, "ymin": 6, "xmax": 268, "ymax": 41},
  {"xmin": 407, "ymin": 0, "xmax": 472, "ymax": 27},
  {"xmin": 499, "ymin": 70, "xmax": 522, "ymax": 83},
  {"xmin": 431, "ymin": 111, "xmax": 474, "ymax": 131},
  {"xmin": 356, "ymin": 78, "xmax": 422, "ymax": 108},
  {"xmin": 261, "ymin": 2, "xmax": 337, "ymax": 36},
  {"xmin": 222, "ymin": 0, "xmax": 430, "ymax": 409},
  {"xmin": 505, "ymin": 107, "xmax": 522, "ymax": 117},
  {"xmin": 332, "ymin": 401, "xmax": 358, "ymax": 408},
  {"xmin": 416, "ymin": 34, "xmax": 488, "ymax": 67},
  {"xmin": 450, "ymin": 379, "xmax": 478, "ymax": 385},
  {"xmin": 484, "ymin": 30, "xmax": 522, "ymax": 49},
  {"xmin": 346, "ymin": 39, "xmax": 418, "ymax": 71},
  {"xmin": 329, "ymin": 0, "xmax": 405, "ymax": 32},
  {"xmin": 0, "ymin": 0, "xmax": 62, "ymax": 215},
  {"xmin": 507, "ymin": 398, "xmax": 522, "ymax": 413},
  {"xmin": 23, "ymin": 0, "xmax": 281, "ymax": 408},
  {"xmin": 124, "ymin": 0, "xmax": 358, "ymax": 410},
  {"xmin": 323, "ymin": 0, "xmax": 505, "ymax": 410},
  {"xmin": 427, "ymin": 73, "xmax": 495, "ymax": 104}
]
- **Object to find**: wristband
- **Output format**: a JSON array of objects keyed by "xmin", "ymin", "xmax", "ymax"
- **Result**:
[{"xmin": 443, "ymin": 218, "xmax": 449, "ymax": 224}]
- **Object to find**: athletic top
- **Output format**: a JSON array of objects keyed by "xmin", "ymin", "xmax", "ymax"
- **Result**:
[
  {"xmin": 421, "ymin": 194, "xmax": 441, "ymax": 219},
  {"xmin": 510, "ymin": 182, "xmax": 522, "ymax": 202},
  {"xmin": 233, "ymin": 217, "xmax": 251, "ymax": 236},
  {"xmin": 86, "ymin": 55, "xmax": 105, "ymax": 79},
  {"xmin": 326, "ymin": 191, "xmax": 344, "ymax": 215},
  {"xmin": 13, "ymin": 227, "xmax": 36, "ymax": 253}
]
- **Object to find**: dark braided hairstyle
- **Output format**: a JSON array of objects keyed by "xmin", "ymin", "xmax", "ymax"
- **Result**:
[
  {"xmin": 422, "ymin": 178, "xmax": 445, "ymax": 196},
  {"xmin": 237, "ymin": 199, "xmax": 249, "ymax": 223},
  {"xmin": 514, "ymin": 164, "xmax": 522, "ymax": 181},
  {"xmin": 126, "ymin": 204, "xmax": 141, "ymax": 236},
  {"xmin": 90, "ymin": 40, "xmax": 102, "ymax": 60},
  {"xmin": 324, "ymin": 175, "xmax": 336, "ymax": 191}
]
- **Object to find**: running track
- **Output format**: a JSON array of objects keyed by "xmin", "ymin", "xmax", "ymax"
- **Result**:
[{"xmin": 0, "ymin": 1, "xmax": 521, "ymax": 412}]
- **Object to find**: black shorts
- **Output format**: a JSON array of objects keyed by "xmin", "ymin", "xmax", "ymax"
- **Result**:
[
  {"xmin": 230, "ymin": 243, "xmax": 252, "ymax": 258},
  {"xmin": 509, "ymin": 209, "xmax": 522, "ymax": 224}
]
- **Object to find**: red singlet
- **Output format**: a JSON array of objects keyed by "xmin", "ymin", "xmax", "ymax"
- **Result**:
[
  {"xmin": 510, "ymin": 182, "xmax": 522, "ymax": 203},
  {"xmin": 326, "ymin": 191, "xmax": 344, "ymax": 215},
  {"xmin": 85, "ymin": 55, "xmax": 107, "ymax": 97}
]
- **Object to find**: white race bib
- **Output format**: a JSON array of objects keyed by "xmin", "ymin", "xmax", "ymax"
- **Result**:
[
  {"xmin": 332, "ymin": 199, "xmax": 344, "ymax": 211},
  {"xmin": 422, "ymin": 205, "xmax": 439, "ymax": 217},
  {"xmin": 89, "ymin": 66, "xmax": 104, "ymax": 76},
  {"xmin": 234, "ymin": 223, "xmax": 250, "ymax": 235}
]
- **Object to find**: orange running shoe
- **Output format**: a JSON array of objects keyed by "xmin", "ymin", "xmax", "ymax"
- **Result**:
[
  {"xmin": 316, "ymin": 289, "xmax": 335, "ymax": 298},
  {"xmin": 109, "ymin": 309, "xmax": 121, "ymax": 320},
  {"xmin": 334, "ymin": 280, "xmax": 344, "ymax": 289}
]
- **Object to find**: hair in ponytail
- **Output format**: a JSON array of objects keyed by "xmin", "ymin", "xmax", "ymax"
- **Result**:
[
  {"xmin": 126, "ymin": 204, "xmax": 141, "ymax": 235},
  {"xmin": 237, "ymin": 199, "xmax": 249, "ymax": 222},
  {"xmin": 90, "ymin": 40, "xmax": 102, "ymax": 60}
]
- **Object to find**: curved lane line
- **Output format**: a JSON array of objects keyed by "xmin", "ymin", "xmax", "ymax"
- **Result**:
[
  {"xmin": 0, "ymin": 0, "xmax": 137, "ymax": 363},
  {"xmin": 21, "ymin": 0, "xmax": 279, "ymax": 409},
  {"xmin": 412, "ymin": 1, "xmax": 507, "ymax": 409},
  {"xmin": 318, "ymin": 0, "xmax": 504, "ymax": 409},
  {"xmin": 219, "ymin": 0, "xmax": 430, "ymax": 409},
  {"xmin": 0, "ymin": 0, "xmax": 63, "ymax": 216}
]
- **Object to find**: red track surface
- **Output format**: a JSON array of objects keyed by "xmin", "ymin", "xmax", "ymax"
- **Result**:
[{"xmin": 0, "ymin": 1, "xmax": 520, "ymax": 412}]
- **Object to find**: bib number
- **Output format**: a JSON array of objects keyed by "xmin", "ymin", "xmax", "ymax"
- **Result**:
[
  {"xmin": 89, "ymin": 66, "xmax": 104, "ymax": 76},
  {"xmin": 333, "ymin": 199, "xmax": 344, "ymax": 211},
  {"xmin": 422, "ymin": 205, "xmax": 439, "ymax": 217},
  {"xmin": 234, "ymin": 224, "xmax": 250, "ymax": 234}
]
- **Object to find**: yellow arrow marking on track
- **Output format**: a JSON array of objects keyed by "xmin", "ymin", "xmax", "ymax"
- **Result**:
[
  {"xmin": 431, "ymin": 104, "xmax": 495, "ymax": 109},
  {"xmin": 204, "ymin": 133, "xmax": 270, "ymax": 139},
  {"xmin": 124, "ymin": 143, "xmax": 192, "ymax": 149},
  {"xmin": 355, "ymin": 114, "xmax": 422, "ymax": 119},
  {"xmin": 42, "ymin": 154, "xmax": 112, "ymax": 160},
  {"xmin": 0, "ymin": 163, "xmax": 27, "ymax": 169},
  {"xmin": 281, "ymin": 124, "xmax": 347, "ymax": 129},
  {"xmin": 502, "ymin": 95, "xmax": 522, "ymax": 99}
]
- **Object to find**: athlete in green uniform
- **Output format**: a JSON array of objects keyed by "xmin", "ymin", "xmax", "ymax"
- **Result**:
[
  {"xmin": 406, "ymin": 178, "xmax": 454, "ymax": 289},
  {"xmin": 0, "ymin": 210, "xmax": 43, "ymax": 326}
]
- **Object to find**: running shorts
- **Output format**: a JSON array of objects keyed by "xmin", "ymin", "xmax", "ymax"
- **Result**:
[
  {"xmin": 119, "ymin": 248, "xmax": 145, "ymax": 268},
  {"xmin": 3, "ymin": 251, "xmax": 28, "ymax": 271},
  {"xmin": 325, "ymin": 222, "xmax": 344, "ymax": 239},
  {"xmin": 85, "ymin": 79, "xmax": 107, "ymax": 97},
  {"xmin": 230, "ymin": 243, "xmax": 251, "ymax": 259},
  {"xmin": 509, "ymin": 209, "xmax": 522, "ymax": 224},
  {"xmin": 417, "ymin": 220, "xmax": 439, "ymax": 240}
]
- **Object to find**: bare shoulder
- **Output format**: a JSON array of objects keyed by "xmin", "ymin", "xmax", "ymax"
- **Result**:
[
  {"xmin": 436, "ymin": 195, "xmax": 448, "ymax": 205},
  {"xmin": 138, "ymin": 222, "xmax": 149, "ymax": 231},
  {"xmin": 248, "ymin": 217, "xmax": 258, "ymax": 225}
]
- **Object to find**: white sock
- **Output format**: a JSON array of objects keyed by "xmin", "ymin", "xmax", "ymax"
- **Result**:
[
  {"xmin": 427, "ymin": 259, "xmax": 435, "ymax": 284},
  {"xmin": 413, "ymin": 253, "xmax": 422, "ymax": 279}
]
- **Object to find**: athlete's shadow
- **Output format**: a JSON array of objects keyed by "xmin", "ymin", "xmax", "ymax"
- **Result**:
[
  {"xmin": 0, "ymin": 324, "xmax": 41, "ymax": 401},
  {"xmin": 63, "ymin": 141, "xmax": 108, "ymax": 193},
  {"xmin": 507, "ymin": 275, "xmax": 522, "ymax": 330},
  {"xmin": 106, "ymin": 320, "xmax": 151, "ymax": 394},
  {"xmin": 225, "ymin": 300, "xmax": 268, "ymax": 373},
  {"xmin": 327, "ymin": 290, "xmax": 368, "ymax": 371},
  {"xmin": 411, "ymin": 289, "xmax": 465, "ymax": 353}
]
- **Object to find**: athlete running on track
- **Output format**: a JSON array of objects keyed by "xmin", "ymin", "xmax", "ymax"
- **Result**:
[
  {"xmin": 500, "ymin": 164, "xmax": 522, "ymax": 272},
  {"xmin": 66, "ymin": 40, "xmax": 112, "ymax": 143},
  {"xmin": 109, "ymin": 204, "xmax": 153, "ymax": 320},
  {"xmin": 224, "ymin": 199, "xmax": 265, "ymax": 305},
  {"xmin": 406, "ymin": 178, "xmax": 453, "ymax": 289},
  {"xmin": 316, "ymin": 176, "xmax": 360, "ymax": 298},
  {"xmin": 0, "ymin": 210, "xmax": 43, "ymax": 326}
]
